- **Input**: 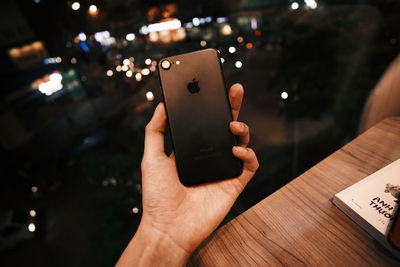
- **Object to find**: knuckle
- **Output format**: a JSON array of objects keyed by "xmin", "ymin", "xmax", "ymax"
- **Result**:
[
  {"xmin": 246, "ymin": 147, "xmax": 255, "ymax": 156},
  {"xmin": 239, "ymin": 122, "xmax": 249, "ymax": 133},
  {"xmin": 255, "ymin": 159, "xmax": 260, "ymax": 169}
]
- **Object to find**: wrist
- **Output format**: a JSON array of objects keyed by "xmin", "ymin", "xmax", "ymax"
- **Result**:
[
  {"xmin": 117, "ymin": 220, "xmax": 190, "ymax": 267},
  {"xmin": 140, "ymin": 221, "xmax": 191, "ymax": 264}
]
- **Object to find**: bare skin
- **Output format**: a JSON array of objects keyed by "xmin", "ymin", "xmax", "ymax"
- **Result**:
[{"xmin": 116, "ymin": 83, "xmax": 259, "ymax": 266}]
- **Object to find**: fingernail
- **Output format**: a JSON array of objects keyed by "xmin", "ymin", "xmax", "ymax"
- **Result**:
[{"xmin": 233, "ymin": 146, "xmax": 247, "ymax": 153}]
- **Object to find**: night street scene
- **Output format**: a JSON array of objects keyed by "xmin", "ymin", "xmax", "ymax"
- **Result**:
[{"xmin": 1, "ymin": 0, "xmax": 400, "ymax": 266}]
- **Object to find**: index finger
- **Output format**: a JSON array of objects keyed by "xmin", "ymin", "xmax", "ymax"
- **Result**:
[{"xmin": 229, "ymin": 83, "xmax": 244, "ymax": 121}]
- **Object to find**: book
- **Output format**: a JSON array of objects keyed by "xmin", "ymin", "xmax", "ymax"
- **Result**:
[{"xmin": 332, "ymin": 158, "xmax": 400, "ymax": 258}]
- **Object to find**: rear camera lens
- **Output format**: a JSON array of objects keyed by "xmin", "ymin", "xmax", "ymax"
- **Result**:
[{"xmin": 161, "ymin": 60, "xmax": 171, "ymax": 70}]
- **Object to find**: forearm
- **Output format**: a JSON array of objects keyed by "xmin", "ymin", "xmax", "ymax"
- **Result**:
[{"xmin": 116, "ymin": 223, "xmax": 190, "ymax": 267}]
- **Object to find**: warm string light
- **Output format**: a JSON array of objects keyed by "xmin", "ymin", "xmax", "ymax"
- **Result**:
[
  {"xmin": 141, "ymin": 69, "xmax": 150, "ymax": 76},
  {"xmin": 88, "ymin": 4, "xmax": 98, "ymax": 15},
  {"xmin": 71, "ymin": 2, "xmax": 80, "ymax": 10},
  {"xmin": 221, "ymin": 24, "xmax": 233, "ymax": 35},
  {"xmin": 28, "ymin": 223, "xmax": 36, "ymax": 232},
  {"xmin": 146, "ymin": 91, "xmax": 154, "ymax": 101},
  {"xmin": 121, "ymin": 65, "xmax": 129, "ymax": 72}
]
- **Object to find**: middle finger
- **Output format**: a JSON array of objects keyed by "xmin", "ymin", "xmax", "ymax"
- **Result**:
[{"xmin": 230, "ymin": 121, "xmax": 250, "ymax": 147}]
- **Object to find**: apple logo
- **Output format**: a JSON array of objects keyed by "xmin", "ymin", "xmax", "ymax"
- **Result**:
[{"xmin": 187, "ymin": 78, "xmax": 200, "ymax": 94}]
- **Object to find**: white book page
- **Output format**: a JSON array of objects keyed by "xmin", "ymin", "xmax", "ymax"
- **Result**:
[{"xmin": 335, "ymin": 159, "xmax": 400, "ymax": 234}]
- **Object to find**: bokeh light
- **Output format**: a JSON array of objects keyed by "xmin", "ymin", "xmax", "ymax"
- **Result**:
[
  {"xmin": 235, "ymin": 61, "xmax": 243, "ymax": 68},
  {"xmin": 221, "ymin": 24, "xmax": 233, "ymax": 35},
  {"xmin": 28, "ymin": 223, "xmax": 36, "ymax": 232},
  {"xmin": 291, "ymin": 2, "xmax": 299, "ymax": 10},
  {"xmin": 132, "ymin": 207, "xmax": 139, "ymax": 214},
  {"xmin": 192, "ymin": 17, "xmax": 200, "ymax": 26},
  {"xmin": 305, "ymin": 0, "xmax": 318, "ymax": 9},
  {"xmin": 146, "ymin": 91, "xmax": 154, "ymax": 101},
  {"xmin": 246, "ymin": 43, "xmax": 254, "ymax": 49},
  {"xmin": 71, "ymin": 2, "xmax": 80, "ymax": 11},
  {"xmin": 126, "ymin": 33, "xmax": 135, "ymax": 41},
  {"xmin": 141, "ymin": 68, "xmax": 150, "ymax": 75},
  {"xmin": 88, "ymin": 4, "xmax": 98, "ymax": 15},
  {"xmin": 135, "ymin": 73, "xmax": 142, "ymax": 82}
]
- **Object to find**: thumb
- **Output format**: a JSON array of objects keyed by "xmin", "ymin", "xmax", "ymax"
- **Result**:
[{"xmin": 144, "ymin": 103, "xmax": 167, "ymax": 158}]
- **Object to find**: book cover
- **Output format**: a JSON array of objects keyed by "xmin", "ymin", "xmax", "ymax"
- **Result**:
[{"xmin": 332, "ymin": 158, "xmax": 400, "ymax": 258}]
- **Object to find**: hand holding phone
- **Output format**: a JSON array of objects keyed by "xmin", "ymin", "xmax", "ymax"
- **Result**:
[{"xmin": 117, "ymin": 84, "xmax": 258, "ymax": 266}]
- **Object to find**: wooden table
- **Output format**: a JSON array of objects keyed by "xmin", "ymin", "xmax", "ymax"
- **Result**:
[{"xmin": 189, "ymin": 117, "xmax": 400, "ymax": 266}]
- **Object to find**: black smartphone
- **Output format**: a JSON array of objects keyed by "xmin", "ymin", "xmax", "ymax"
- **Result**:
[{"xmin": 158, "ymin": 48, "xmax": 242, "ymax": 186}]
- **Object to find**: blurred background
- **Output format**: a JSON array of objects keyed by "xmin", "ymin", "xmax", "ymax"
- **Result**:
[{"xmin": 0, "ymin": 0, "xmax": 399, "ymax": 266}]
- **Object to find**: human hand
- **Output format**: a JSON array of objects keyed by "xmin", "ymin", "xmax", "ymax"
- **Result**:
[{"xmin": 117, "ymin": 83, "xmax": 259, "ymax": 266}]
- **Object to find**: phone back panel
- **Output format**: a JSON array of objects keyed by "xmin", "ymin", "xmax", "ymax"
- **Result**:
[{"xmin": 158, "ymin": 49, "xmax": 242, "ymax": 186}]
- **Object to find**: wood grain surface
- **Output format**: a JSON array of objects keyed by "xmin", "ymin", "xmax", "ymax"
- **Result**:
[{"xmin": 189, "ymin": 117, "xmax": 400, "ymax": 266}]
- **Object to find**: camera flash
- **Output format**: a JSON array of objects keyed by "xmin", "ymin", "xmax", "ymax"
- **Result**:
[
  {"xmin": 176, "ymin": 60, "xmax": 180, "ymax": 65},
  {"xmin": 161, "ymin": 60, "xmax": 171, "ymax": 70}
]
